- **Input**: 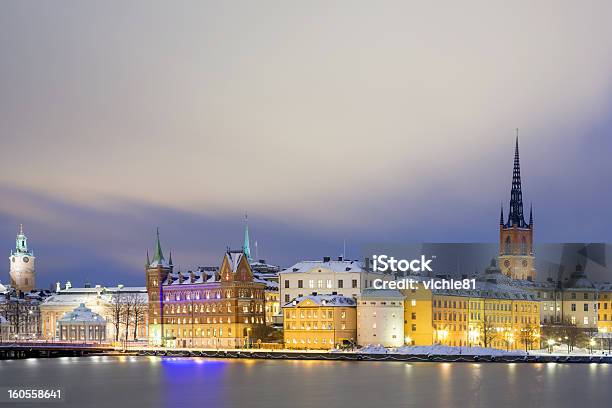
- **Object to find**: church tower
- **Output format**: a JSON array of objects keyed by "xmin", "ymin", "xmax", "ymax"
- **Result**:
[
  {"xmin": 9, "ymin": 224, "xmax": 36, "ymax": 293},
  {"xmin": 145, "ymin": 228, "xmax": 172, "ymax": 345},
  {"xmin": 499, "ymin": 136, "xmax": 536, "ymax": 281}
]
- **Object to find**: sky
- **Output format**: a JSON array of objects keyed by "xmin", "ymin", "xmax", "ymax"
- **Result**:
[{"xmin": 1, "ymin": 1, "xmax": 612, "ymax": 288}]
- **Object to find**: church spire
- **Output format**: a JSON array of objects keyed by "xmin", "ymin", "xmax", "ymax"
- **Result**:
[
  {"xmin": 168, "ymin": 251, "xmax": 173, "ymax": 266},
  {"xmin": 529, "ymin": 203, "xmax": 533, "ymax": 226},
  {"xmin": 146, "ymin": 250, "xmax": 150, "ymax": 267},
  {"xmin": 152, "ymin": 227, "xmax": 165, "ymax": 265},
  {"xmin": 500, "ymin": 203, "xmax": 504, "ymax": 225},
  {"xmin": 506, "ymin": 131, "xmax": 527, "ymax": 228},
  {"xmin": 243, "ymin": 213, "xmax": 252, "ymax": 262}
]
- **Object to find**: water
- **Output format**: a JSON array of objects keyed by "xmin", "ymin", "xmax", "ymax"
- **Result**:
[{"xmin": 0, "ymin": 356, "xmax": 611, "ymax": 408}]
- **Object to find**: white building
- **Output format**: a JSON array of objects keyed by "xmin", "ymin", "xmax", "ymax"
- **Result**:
[
  {"xmin": 58, "ymin": 303, "xmax": 106, "ymax": 342},
  {"xmin": 279, "ymin": 257, "xmax": 388, "ymax": 305},
  {"xmin": 357, "ymin": 289, "xmax": 405, "ymax": 347}
]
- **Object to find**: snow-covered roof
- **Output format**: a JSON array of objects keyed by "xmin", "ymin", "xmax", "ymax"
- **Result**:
[
  {"xmin": 58, "ymin": 303, "xmax": 106, "ymax": 324},
  {"xmin": 282, "ymin": 259, "xmax": 373, "ymax": 274},
  {"xmin": 359, "ymin": 288, "xmax": 405, "ymax": 300},
  {"xmin": 43, "ymin": 287, "xmax": 148, "ymax": 307},
  {"xmin": 0, "ymin": 282, "xmax": 7, "ymax": 294},
  {"xmin": 283, "ymin": 294, "xmax": 357, "ymax": 308},
  {"xmin": 163, "ymin": 270, "xmax": 219, "ymax": 286},
  {"xmin": 0, "ymin": 315, "xmax": 8, "ymax": 325}
]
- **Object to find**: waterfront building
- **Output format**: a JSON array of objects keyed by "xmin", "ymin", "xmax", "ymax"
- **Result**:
[
  {"xmin": 498, "ymin": 137, "xmax": 536, "ymax": 281},
  {"xmin": 9, "ymin": 225, "xmax": 36, "ymax": 293},
  {"xmin": 57, "ymin": 303, "xmax": 106, "ymax": 342},
  {"xmin": 282, "ymin": 294, "xmax": 357, "ymax": 350},
  {"xmin": 0, "ymin": 315, "xmax": 9, "ymax": 341},
  {"xmin": 146, "ymin": 231, "xmax": 266, "ymax": 348},
  {"xmin": 0, "ymin": 290, "xmax": 45, "ymax": 340},
  {"xmin": 357, "ymin": 289, "xmax": 404, "ymax": 347},
  {"xmin": 40, "ymin": 285, "xmax": 148, "ymax": 341},
  {"xmin": 403, "ymin": 260, "xmax": 541, "ymax": 350},
  {"xmin": 597, "ymin": 283, "xmax": 612, "ymax": 334},
  {"xmin": 279, "ymin": 257, "xmax": 385, "ymax": 305}
]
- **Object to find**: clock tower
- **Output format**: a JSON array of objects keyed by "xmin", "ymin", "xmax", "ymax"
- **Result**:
[
  {"xmin": 499, "ymin": 136, "xmax": 536, "ymax": 281},
  {"xmin": 9, "ymin": 224, "xmax": 36, "ymax": 293}
]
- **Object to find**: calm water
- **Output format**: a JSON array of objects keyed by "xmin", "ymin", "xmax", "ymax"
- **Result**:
[{"xmin": 1, "ymin": 356, "xmax": 611, "ymax": 408}]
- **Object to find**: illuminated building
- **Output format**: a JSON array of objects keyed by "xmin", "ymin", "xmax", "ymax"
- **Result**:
[
  {"xmin": 283, "ymin": 294, "xmax": 356, "ymax": 350},
  {"xmin": 402, "ymin": 260, "xmax": 540, "ymax": 350},
  {"xmin": 146, "ymin": 230, "xmax": 266, "ymax": 348},
  {"xmin": 357, "ymin": 289, "xmax": 404, "ymax": 347},
  {"xmin": 57, "ymin": 303, "xmax": 106, "ymax": 342},
  {"xmin": 9, "ymin": 224, "xmax": 36, "ymax": 293}
]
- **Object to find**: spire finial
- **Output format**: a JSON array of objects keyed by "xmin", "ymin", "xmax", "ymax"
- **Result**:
[
  {"xmin": 19, "ymin": 223, "xmax": 23, "ymax": 235},
  {"xmin": 243, "ymin": 213, "xmax": 252, "ymax": 262}
]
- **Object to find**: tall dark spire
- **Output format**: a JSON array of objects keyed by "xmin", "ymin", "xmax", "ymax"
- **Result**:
[
  {"xmin": 506, "ymin": 132, "xmax": 527, "ymax": 228},
  {"xmin": 146, "ymin": 250, "xmax": 150, "ymax": 267},
  {"xmin": 500, "ymin": 203, "xmax": 504, "ymax": 225},
  {"xmin": 529, "ymin": 203, "xmax": 533, "ymax": 226}
]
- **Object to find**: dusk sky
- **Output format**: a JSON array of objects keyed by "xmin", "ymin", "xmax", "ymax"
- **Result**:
[{"xmin": 1, "ymin": 1, "xmax": 612, "ymax": 288}]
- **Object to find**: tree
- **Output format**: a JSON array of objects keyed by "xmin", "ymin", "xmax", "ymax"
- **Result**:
[
  {"xmin": 558, "ymin": 319, "xmax": 585, "ymax": 353},
  {"xmin": 105, "ymin": 292, "xmax": 125, "ymax": 342},
  {"xmin": 478, "ymin": 317, "xmax": 498, "ymax": 348},
  {"xmin": 129, "ymin": 293, "xmax": 147, "ymax": 341},
  {"xmin": 518, "ymin": 325, "xmax": 538, "ymax": 352}
]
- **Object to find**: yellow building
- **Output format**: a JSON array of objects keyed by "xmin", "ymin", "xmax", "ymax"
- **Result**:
[
  {"xmin": 264, "ymin": 289, "xmax": 280, "ymax": 326},
  {"xmin": 283, "ymin": 294, "xmax": 356, "ymax": 350},
  {"xmin": 402, "ymin": 260, "xmax": 540, "ymax": 351},
  {"xmin": 598, "ymin": 284, "xmax": 612, "ymax": 333}
]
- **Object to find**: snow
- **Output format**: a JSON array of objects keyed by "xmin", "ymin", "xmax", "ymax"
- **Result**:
[{"xmin": 355, "ymin": 344, "xmax": 527, "ymax": 356}]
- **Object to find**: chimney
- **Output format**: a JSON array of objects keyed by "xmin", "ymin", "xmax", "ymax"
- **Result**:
[
  {"xmin": 189, "ymin": 271, "xmax": 195, "ymax": 283},
  {"xmin": 312, "ymin": 292, "xmax": 317, "ymax": 296},
  {"xmin": 338, "ymin": 256, "xmax": 343, "ymax": 261},
  {"xmin": 323, "ymin": 256, "xmax": 331, "ymax": 263}
]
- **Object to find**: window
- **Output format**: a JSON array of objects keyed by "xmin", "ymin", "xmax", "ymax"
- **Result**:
[
  {"xmin": 317, "ymin": 280, "xmax": 324, "ymax": 289},
  {"xmin": 298, "ymin": 280, "xmax": 303, "ymax": 288},
  {"xmin": 411, "ymin": 312, "xmax": 416, "ymax": 320},
  {"xmin": 583, "ymin": 316, "xmax": 589, "ymax": 325},
  {"xmin": 309, "ymin": 280, "xmax": 315, "ymax": 289},
  {"xmin": 352, "ymin": 279, "xmax": 358, "ymax": 288},
  {"xmin": 584, "ymin": 293, "xmax": 589, "ymax": 300},
  {"xmin": 326, "ymin": 279, "xmax": 332, "ymax": 289},
  {"xmin": 338, "ymin": 280, "xmax": 344, "ymax": 288},
  {"xmin": 285, "ymin": 294, "xmax": 290, "ymax": 303},
  {"xmin": 584, "ymin": 303, "xmax": 589, "ymax": 312},
  {"xmin": 571, "ymin": 293, "xmax": 576, "ymax": 299},
  {"xmin": 284, "ymin": 280, "xmax": 289, "ymax": 288},
  {"xmin": 571, "ymin": 303, "xmax": 576, "ymax": 311},
  {"xmin": 411, "ymin": 324, "xmax": 416, "ymax": 331},
  {"xmin": 411, "ymin": 300, "xmax": 416, "ymax": 307}
]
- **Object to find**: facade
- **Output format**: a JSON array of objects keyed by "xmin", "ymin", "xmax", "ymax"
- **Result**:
[
  {"xmin": 0, "ymin": 291, "xmax": 44, "ymax": 340},
  {"xmin": 403, "ymin": 261, "xmax": 541, "ymax": 350},
  {"xmin": 357, "ymin": 289, "xmax": 404, "ymax": 347},
  {"xmin": 498, "ymin": 138, "xmax": 535, "ymax": 281},
  {"xmin": 146, "ymin": 231, "xmax": 267, "ymax": 348},
  {"xmin": 57, "ymin": 303, "xmax": 106, "ymax": 342},
  {"xmin": 283, "ymin": 294, "xmax": 357, "ymax": 350},
  {"xmin": 598, "ymin": 284, "xmax": 612, "ymax": 334},
  {"xmin": 279, "ymin": 257, "xmax": 386, "ymax": 305},
  {"xmin": 9, "ymin": 225, "xmax": 36, "ymax": 293},
  {"xmin": 0, "ymin": 315, "xmax": 9, "ymax": 341},
  {"xmin": 40, "ymin": 285, "xmax": 148, "ymax": 341}
]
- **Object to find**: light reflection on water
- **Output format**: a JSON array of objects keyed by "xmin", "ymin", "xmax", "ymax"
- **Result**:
[{"xmin": 0, "ymin": 356, "xmax": 611, "ymax": 408}]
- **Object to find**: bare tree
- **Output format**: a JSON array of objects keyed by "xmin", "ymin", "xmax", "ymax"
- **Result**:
[
  {"xmin": 478, "ymin": 317, "xmax": 498, "ymax": 348},
  {"xmin": 129, "ymin": 293, "xmax": 147, "ymax": 341},
  {"xmin": 105, "ymin": 292, "xmax": 125, "ymax": 342},
  {"xmin": 558, "ymin": 319, "xmax": 585, "ymax": 353},
  {"xmin": 519, "ymin": 325, "xmax": 538, "ymax": 352}
]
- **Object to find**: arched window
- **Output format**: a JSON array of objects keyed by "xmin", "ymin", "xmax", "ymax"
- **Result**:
[
  {"xmin": 520, "ymin": 237, "xmax": 527, "ymax": 255},
  {"xmin": 504, "ymin": 236, "xmax": 512, "ymax": 254}
]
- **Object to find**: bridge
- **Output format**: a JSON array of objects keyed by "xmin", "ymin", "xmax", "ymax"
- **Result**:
[{"xmin": 0, "ymin": 341, "xmax": 115, "ymax": 360}]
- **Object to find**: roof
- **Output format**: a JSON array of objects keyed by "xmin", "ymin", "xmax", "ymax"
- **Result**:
[
  {"xmin": 0, "ymin": 315, "xmax": 8, "ymax": 325},
  {"xmin": 163, "ymin": 270, "xmax": 219, "ymax": 286},
  {"xmin": 58, "ymin": 303, "xmax": 105, "ymax": 324},
  {"xmin": 283, "ymin": 294, "xmax": 357, "ymax": 308},
  {"xmin": 359, "ymin": 289, "xmax": 405, "ymax": 300},
  {"xmin": 281, "ymin": 259, "xmax": 373, "ymax": 274},
  {"xmin": 42, "ymin": 287, "xmax": 147, "ymax": 307}
]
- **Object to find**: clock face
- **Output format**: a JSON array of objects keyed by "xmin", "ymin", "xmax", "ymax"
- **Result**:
[
  {"xmin": 23, "ymin": 256, "xmax": 29, "ymax": 263},
  {"xmin": 504, "ymin": 260, "xmax": 510, "ymax": 267}
]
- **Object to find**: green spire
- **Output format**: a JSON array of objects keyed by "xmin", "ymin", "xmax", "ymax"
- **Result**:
[
  {"xmin": 243, "ymin": 213, "xmax": 252, "ymax": 262},
  {"xmin": 15, "ymin": 224, "xmax": 31, "ymax": 254},
  {"xmin": 152, "ymin": 227, "xmax": 165, "ymax": 264}
]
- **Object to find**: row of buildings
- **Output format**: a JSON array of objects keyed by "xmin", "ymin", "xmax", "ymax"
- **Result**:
[{"xmin": 2, "ymin": 138, "xmax": 612, "ymax": 350}]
